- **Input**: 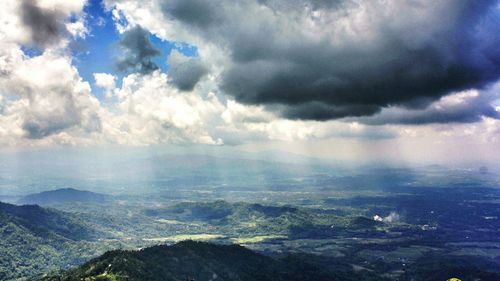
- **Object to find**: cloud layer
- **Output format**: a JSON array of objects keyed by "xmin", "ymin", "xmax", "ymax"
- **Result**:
[
  {"xmin": 109, "ymin": 0, "xmax": 500, "ymax": 121},
  {"xmin": 0, "ymin": 0, "xmax": 499, "ymax": 160},
  {"xmin": 355, "ymin": 88, "xmax": 500, "ymax": 125}
]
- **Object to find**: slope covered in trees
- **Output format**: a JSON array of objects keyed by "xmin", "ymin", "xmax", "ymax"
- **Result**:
[
  {"xmin": 0, "ymin": 202, "xmax": 102, "ymax": 280},
  {"xmin": 39, "ymin": 240, "xmax": 383, "ymax": 281}
]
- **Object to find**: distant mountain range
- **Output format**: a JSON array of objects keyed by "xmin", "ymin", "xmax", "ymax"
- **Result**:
[
  {"xmin": 17, "ymin": 188, "xmax": 110, "ymax": 205},
  {"xmin": 38, "ymin": 240, "xmax": 382, "ymax": 281}
]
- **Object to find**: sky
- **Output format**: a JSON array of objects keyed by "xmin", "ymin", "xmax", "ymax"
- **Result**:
[{"xmin": 0, "ymin": 0, "xmax": 499, "ymax": 165}]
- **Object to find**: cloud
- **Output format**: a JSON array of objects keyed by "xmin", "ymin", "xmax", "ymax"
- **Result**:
[
  {"xmin": 94, "ymin": 72, "xmax": 117, "ymax": 99},
  {"xmin": 0, "ymin": 95, "xmax": 4, "ymax": 114},
  {"xmin": 0, "ymin": 0, "xmax": 499, "ymax": 153},
  {"xmin": 108, "ymin": 0, "xmax": 500, "ymax": 122},
  {"xmin": 0, "ymin": 0, "xmax": 95, "ymax": 145},
  {"xmin": 354, "ymin": 89, "xmax": 500, "ymax": 125},
  {"xmin": 0, "ymin": 51, "xmax": 102, "ymax": 141},
  {"xmin": 218, "ymin": 100, "xmax": 397, "ymax": 143},
  {"xmin": 66, "ymin": 16, "xmax": 88, "ymax": 39},
  {"xmin": 116, "ymin": 25, "xmax": 160, "ymax": 74},
  {"xmin": 94, "ymin": 73, "xmax": 116, "ymax": 91},
  {"xmin": 20, "ymin": 0, "xmax": 67, "ymax": 47},
  {"xmin": 162, "ymin": 0, "xmax": 221, "ymax": 29},
  {"xmin": 0, "ymin": 0, "xmax": 85, "ymax": 50},
  {"xmin": 0, "ymin": 45, "xmax": 222, "ymax": 146},
  {"xmin": 0, "ymin": 52, "xmax": 220, "ymax": 146},
  {"xmin": 167, "ymin": 50, "xmax": 208, "ymax": 91},
  {"xmin": 109, "ymin": 71, "xmax": 224, "ymax": 145}
]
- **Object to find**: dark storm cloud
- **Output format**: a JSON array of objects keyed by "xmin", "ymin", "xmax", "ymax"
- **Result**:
[
  {"xmin": 20, "ymin": 0, "xmax": 67, "ymax": 47},
  {"xmin": 162, "ymin": 0, "xmax": 222, "ymax": 29},
  {"xmin": 23, "ymin": 119, "xmax": 75, "ymax": 139},
  {"xmin": 167, "ymin": 52, "xmax": 208, "ymax": 91},
  {"xmin": 278, "ymin": 102, "xmax": 381, "ymax": 121},
  {"xmin": 159, "ymin": 0, "xmax": 500, "ymax": 123},
  {"xmin": 116, "ymin": 26, "xmax": 161, "ymax": 74}
]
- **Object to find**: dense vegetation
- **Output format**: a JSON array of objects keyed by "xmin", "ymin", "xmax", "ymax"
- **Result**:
[
  {"xmin": 38, "ymin": 241, "xmax": 383, "ymax": 281},
  {"xmin": 0, "ymin": 202, "xmax": 113, "ymax": 280},
  {"xmin": 144, "ymin": 200, "xmax": 378, "ymax": 238}
]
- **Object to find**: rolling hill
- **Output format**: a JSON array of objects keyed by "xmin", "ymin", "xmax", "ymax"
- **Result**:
[
  {"xmin": 39, "ymin": 240, "xmax": 382, "ymax": 281},
  {"xmin": 0, "ymin": 201, "xmax": 101, "ymax": 280},
  {"xmin": 17, "ymin": 188, "xmax": 110, "ymax": 205}
]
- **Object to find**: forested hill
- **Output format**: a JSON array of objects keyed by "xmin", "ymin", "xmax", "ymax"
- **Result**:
[
  {"xmin": 39, "ymin": 240, "xmax": 383, "ymax": 281},
  {"xmin": 17, "ymin": 188, "xmax": 110, "ymax": 206},
  {"xmin": 0, "ymin": 201, "xmax": 97, "ymax": 240},
  {"xmin": 0, "ymin": 202, "xmax": 100, "ymax": 280}
]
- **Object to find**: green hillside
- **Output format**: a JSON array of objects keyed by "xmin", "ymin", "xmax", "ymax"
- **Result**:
[
  {"xmin": 0, "ymin": 202, "xmax": 102, "ymax": 280},
  {"xmin": 39, "ymin": 241, "xmax": 383, "ymax": 281}
]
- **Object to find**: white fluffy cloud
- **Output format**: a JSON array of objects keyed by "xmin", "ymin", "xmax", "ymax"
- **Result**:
[
  {"xmin": 0, "ymin": 0, "xmax": 98, "ymax": 146},
  {"xmin": 94, "ymin": 72, "xmax": 116, "ymax": 96},
  {"xmin": 0, "ymin": 50, "xmax": 102, "ymax": 144},
  {"xmin": 218, "ymin": 100, "xmax": 398, "ymax": 144},
  {"xmin": 105, "ymin": 71, "xmax": 224, "ymax": 145}
]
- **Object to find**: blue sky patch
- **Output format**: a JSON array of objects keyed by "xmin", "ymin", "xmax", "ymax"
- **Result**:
[{"xmin": 72, "ymin": 0, "xmax": 198, "ymax": 100}]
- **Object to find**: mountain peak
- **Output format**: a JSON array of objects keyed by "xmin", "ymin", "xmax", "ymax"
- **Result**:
[{"xmin": 17, "ymin": 188, "xmax": 109, "ymax": 206}]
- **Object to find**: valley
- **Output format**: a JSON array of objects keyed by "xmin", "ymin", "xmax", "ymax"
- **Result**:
[{"xmin": 1, "ymin": 168, "xmax": 499, "ymax": 281}]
